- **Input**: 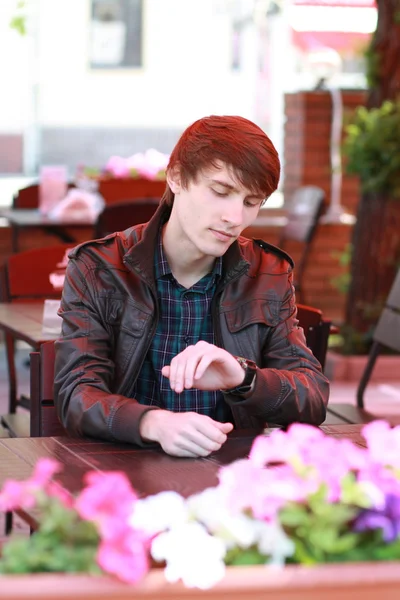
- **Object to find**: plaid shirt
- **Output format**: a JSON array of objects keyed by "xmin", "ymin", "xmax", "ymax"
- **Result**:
[{"xmin": 132, "ymin": 234, "xmax": 230, "ymax": 422}]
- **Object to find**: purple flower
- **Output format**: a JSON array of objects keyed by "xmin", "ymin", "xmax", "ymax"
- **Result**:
[{"xmin": 354, "ymin": 493, "xmax": 400, "ymax": 542}]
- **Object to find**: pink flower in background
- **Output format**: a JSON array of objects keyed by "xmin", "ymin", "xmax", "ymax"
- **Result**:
[
  {"xmin": 105, "ymin": 149, "xmax": 169, "ymax": 180},
  {"xmin": 105, "ymin": 155, "xmax": 131, "ymax": 178}
]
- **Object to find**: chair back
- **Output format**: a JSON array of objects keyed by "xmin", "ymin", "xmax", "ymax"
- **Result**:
[
  {"xmin": 94, "ymin": 199, "xmax": 159, "ymax": 238},
  {"xmin": 279, "ymin": 186, "xmax": 325, "ymax": 245},
  {"xmin": 30, "ymin": 342, "xmax": 67, "ymax": 437},
  {"xmin": 296, "ymin": 303, "xmax": 331, "ymax": 370},
  {"xmin": 373, "ymin": 268, "xmax": 400, "ymax": 353},
  {"xmin": 279, "ymin": 186, "xmax": 325, "ymax": 303},
  {"xmin": 0, "ymin": 244, "xmax": 74, "ymax": 301}
]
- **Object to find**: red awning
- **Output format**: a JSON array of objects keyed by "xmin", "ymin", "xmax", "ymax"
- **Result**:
[
  {"xmin": 292, "ymin": 29, "xmax": 371, "ymax": 53},
  {"xmin": 293, "ymin": 1, "xmax": 375, "ymax": 6}
]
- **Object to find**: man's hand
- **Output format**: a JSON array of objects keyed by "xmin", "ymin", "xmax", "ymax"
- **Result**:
[
  {"xmin": 161, "ymin": 341, "xmax": 245, "ymax": 393},
  {"xmin": 139, "ymin": 410, "xmax": 234, "ymax": 458}
]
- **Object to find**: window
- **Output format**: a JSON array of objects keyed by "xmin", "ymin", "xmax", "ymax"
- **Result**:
[{"xmin": 90, "ymin": 0, "xmax": 143, "ymax": 69}]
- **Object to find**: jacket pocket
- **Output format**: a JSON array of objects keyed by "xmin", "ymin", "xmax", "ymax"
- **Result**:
[
  {"xmin": 224, "ymin": 299, "xmax": 281, "ymax": 333},
  {"xmin": 106, "ymin": 299, "xmax": 151, "ymax": 378}
]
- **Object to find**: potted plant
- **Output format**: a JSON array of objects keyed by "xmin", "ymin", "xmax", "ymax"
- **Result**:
[
  {"xmin": 325, "ymin": 99, "xmax": 400, "ymax": 381},
  {"xmin": 2, "ymin": 421, "xmax": 400, "ymax": 596}
]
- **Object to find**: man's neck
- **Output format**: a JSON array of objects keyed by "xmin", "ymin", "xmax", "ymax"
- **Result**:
[{"xmin": 161, "ymin": 222, "xmax": 216, "ymax": 289}]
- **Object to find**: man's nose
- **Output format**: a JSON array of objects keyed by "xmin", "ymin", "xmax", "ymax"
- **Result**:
[{"xmin": 221, "ymin": 199, "xmax": 244, "ymax": 227}]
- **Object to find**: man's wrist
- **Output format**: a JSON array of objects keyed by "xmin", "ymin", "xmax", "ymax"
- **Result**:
[
  {"xmin": 222, "ymin": 357, "xmax": 257, "ymax": 397},
  {"xmin": 139, "ymin": 408, "xmax": 165, "ymax": 442}
]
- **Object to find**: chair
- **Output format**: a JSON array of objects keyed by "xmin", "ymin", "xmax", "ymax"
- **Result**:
[
  {"xmin": 0, "ymin": 244, "xmax": 73, "ymax": 435},
  {"xmin": 279, "ymin": 186, "xmax": 325, "ymax": 303},
  {"xmin": 30, "ymin": 342, "xmax": 67, "ymax": 437},
  {"xmin": 296, "ymin": 303, "xmax": 331, "ymax": 371},
  {"xmin": 94, "ymin": 199, "xmax": 160, "ymax": 238},
  {"xmin": 357, "ymin": 268, "xmax": 400, "ymax": 409}
]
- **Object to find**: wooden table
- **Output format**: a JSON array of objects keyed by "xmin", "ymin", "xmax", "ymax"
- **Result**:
[
  {"xmin": 0, "ymin": 302, "xmax": 59, "ymax": 436},
  {"xmin": 0, "ymin": 209, "xmax": 94, "ymax": 253},
  {"xmin": 0, "ymin": 424, "xmax": 367, "ymax": 528},
  {"xmin": 0, "ymin": 301, "xmax": 58, "ymax": 348}
]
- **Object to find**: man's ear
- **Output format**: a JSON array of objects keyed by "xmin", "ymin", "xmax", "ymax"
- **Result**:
[{"xmin": 166, "ymin": 166, "xmax": 181, "ymax": 194}]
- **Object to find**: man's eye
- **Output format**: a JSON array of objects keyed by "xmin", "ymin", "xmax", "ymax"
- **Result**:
[
  {"xmin": 244, "ymin": 200, "xmax": 260, "ymax": 208},
  {"xmin": 212, "ymin": 189, "xmax": 228, "ymax": 197}
]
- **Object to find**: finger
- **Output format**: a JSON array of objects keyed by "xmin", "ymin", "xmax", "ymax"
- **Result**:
[
  {"xmin": 195, "ymin": 418, "xmax": 230, "ymax": 445},
  {"xmin": 217, "ymin": 422, "xmax": 234, "ymax": 434},
  {"xmin": 167, "ymin": 355, "xmax": 185, "ymax": 393},
  {"xmin": 161, "ymin": 365, "xmax": 170, "ymax": 378},
  {"xmin": 193, "ymin": 354, "xmax": 215, "ymax": 381},
  {"xmin": 171, "ymin": 357, "xmax": 188, "ymax": 393},
  {"xmin": 176, "ymin": 436, "xmax": 220, "ymax": 457},
  {"xmin": 183, "ymin": 353, "xmax": 204, "ymax": 390},
  {"xmin": 183, "ymin": 429, "xmax": 224, "ymax": 453}
]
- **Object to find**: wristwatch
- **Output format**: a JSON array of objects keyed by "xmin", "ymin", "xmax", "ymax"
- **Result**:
[{"xmin": 222, "ymin": 356, "xmax": 257, "ymax": 397}]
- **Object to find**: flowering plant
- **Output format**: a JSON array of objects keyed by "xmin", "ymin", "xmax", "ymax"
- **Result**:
[
  {"xmin": 1, "ymin": 421, "xmax": 400, "ymax": 589},
  {"xmin": 81, "ymin": 149, "xmax": 169, "ymax": 181}
]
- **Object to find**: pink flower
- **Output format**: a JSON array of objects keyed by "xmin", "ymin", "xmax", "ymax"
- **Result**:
[
  {"xmin": 75, "ymin": 471, "xmax": 139, "ymax": 541},
  {"xmin": 249, "ymin": 425, "xmax": 324, "ymax": 467},
  {"xmin": 0, "ymin": 458, "xmax": 63, "ymax": 511},
  {"xmin": 97, "ymin": 528, "xmax": 149, "ymax": 583},
  {"xmin": 362, "ymin": 421, "xmax": 400, "ymax": 468},
  {"xmin": 105, "ymin": 156, "xmax": 131, "ymax": 178},
  {"xmin": 0, "ymin": 480, "xmax": 37, "ymax": 511},
  {"xmin": 31, "ymin": 458, "xmax": 62, "ymax": 486}
]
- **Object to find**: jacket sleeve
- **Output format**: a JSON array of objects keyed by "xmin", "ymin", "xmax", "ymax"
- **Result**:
[
  {"xmin": 224, "ymin": 275, "xmax": 329, "ymax": 426},
  {"xmin": 53, "ymin": 257, "xmax": 158, "ymax": 445}
]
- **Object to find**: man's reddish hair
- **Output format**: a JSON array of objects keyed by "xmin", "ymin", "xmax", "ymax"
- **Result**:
[{"xmin": 162, "ymin": 115, "xmax": 280, "ymax": 207}]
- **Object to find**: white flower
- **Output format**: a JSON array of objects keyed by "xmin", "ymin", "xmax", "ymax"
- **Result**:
[
  {"xmin": 256, "ymin": 521, "xmax": 295, "ymax": 564},
  {"xmin": 188, "ymin": 487, "xmax": 259, "ymax": 549},
  {"xmin": 151, "ymin": 522, "xmax": 226, "ymax": 589},
  {"xmin": 129, "ymin": 491, "xmax": 188, "ymax": 535}
]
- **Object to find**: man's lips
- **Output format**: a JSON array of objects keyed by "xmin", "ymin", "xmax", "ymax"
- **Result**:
[{"xmin": 210, "ymin": 229, "xmax": 235, "ymax": 241}]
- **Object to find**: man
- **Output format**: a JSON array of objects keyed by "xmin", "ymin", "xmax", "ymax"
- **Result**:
[{"xmin": 54, "ymin": 115, "xmax": 329, "ymax": 458}]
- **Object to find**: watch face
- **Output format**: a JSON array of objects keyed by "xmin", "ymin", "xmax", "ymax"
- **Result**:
[{"xmin": 236, "ymin": 356, "xmax": 248, "ymax": 369}]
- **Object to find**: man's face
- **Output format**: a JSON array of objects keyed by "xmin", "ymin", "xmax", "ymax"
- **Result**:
[{"xmin": 167, "ymin": 163, "xmax": 265, "ymax": 259}]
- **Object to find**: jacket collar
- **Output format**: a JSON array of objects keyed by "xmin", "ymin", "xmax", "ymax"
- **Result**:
[{"xmin": 123, "ymin": 202, "xmax": 249, "ymax": 288}]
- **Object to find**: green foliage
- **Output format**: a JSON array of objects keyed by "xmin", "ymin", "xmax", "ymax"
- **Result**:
[
  {"xmin": 226, "ymin": 546, "xmax": 266, "ymax": 566},
  {"xmin": 9, "ymin": 1, "xmax": 27, "ymax": 36},
  {"xmin": 280, "ymin": 480, "xmax": 400, "ymax": 565},
  {"xmin": 363, "ymin": 43, "xmax": 380, "ymax": 90},
  {"xmin": 343, "ymin": 101, "xmax": 400, "ymax": 198},
  {"xmin": 330, "ymin": 243, "xmax": 352, "ymax": 295},
  {"xmin": 0, "ymin": 497, "xmax": 101, "ymax": 575}
]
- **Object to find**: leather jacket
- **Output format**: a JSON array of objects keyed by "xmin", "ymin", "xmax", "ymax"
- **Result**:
[{"xmin": 54, "ymin": 203, "xmax": 329, "ymax": 445}]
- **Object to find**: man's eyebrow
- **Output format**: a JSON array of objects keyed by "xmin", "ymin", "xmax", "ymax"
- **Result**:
[{"xmin": 210, "ymin": 179, "xmax": 264, "ymax": 200}]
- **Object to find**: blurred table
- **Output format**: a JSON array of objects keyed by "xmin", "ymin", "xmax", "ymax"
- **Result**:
[
  {"xmin": 0, "ymin": 301, "xmax": 59, "ymax": 347},
  {"xmin": 0, "ymin": 209, "xmax": 95, "ymax": 253}
]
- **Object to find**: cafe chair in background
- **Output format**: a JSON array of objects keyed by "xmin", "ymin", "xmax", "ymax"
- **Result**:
[
  {"xmin": 296, "ymin": 303, "xmax": 331, "ymax": 371},
  {"xmin": 278, "ymin": 186, "xmax": 325, "ymax": 304},
  {"xmin": 30, "ymin": 342, "xmax": 66, "ymax": 438},
  {"xmin": 356, "ymin": 268, "xmax": 400, "ymax": 409},
  {"xmin": 0, "ymin": 244, "xmax": 73, "ymax": 437},
  {"xmin": 93, "ymin": 198, "xmax": 160, "ymax": 238}
]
